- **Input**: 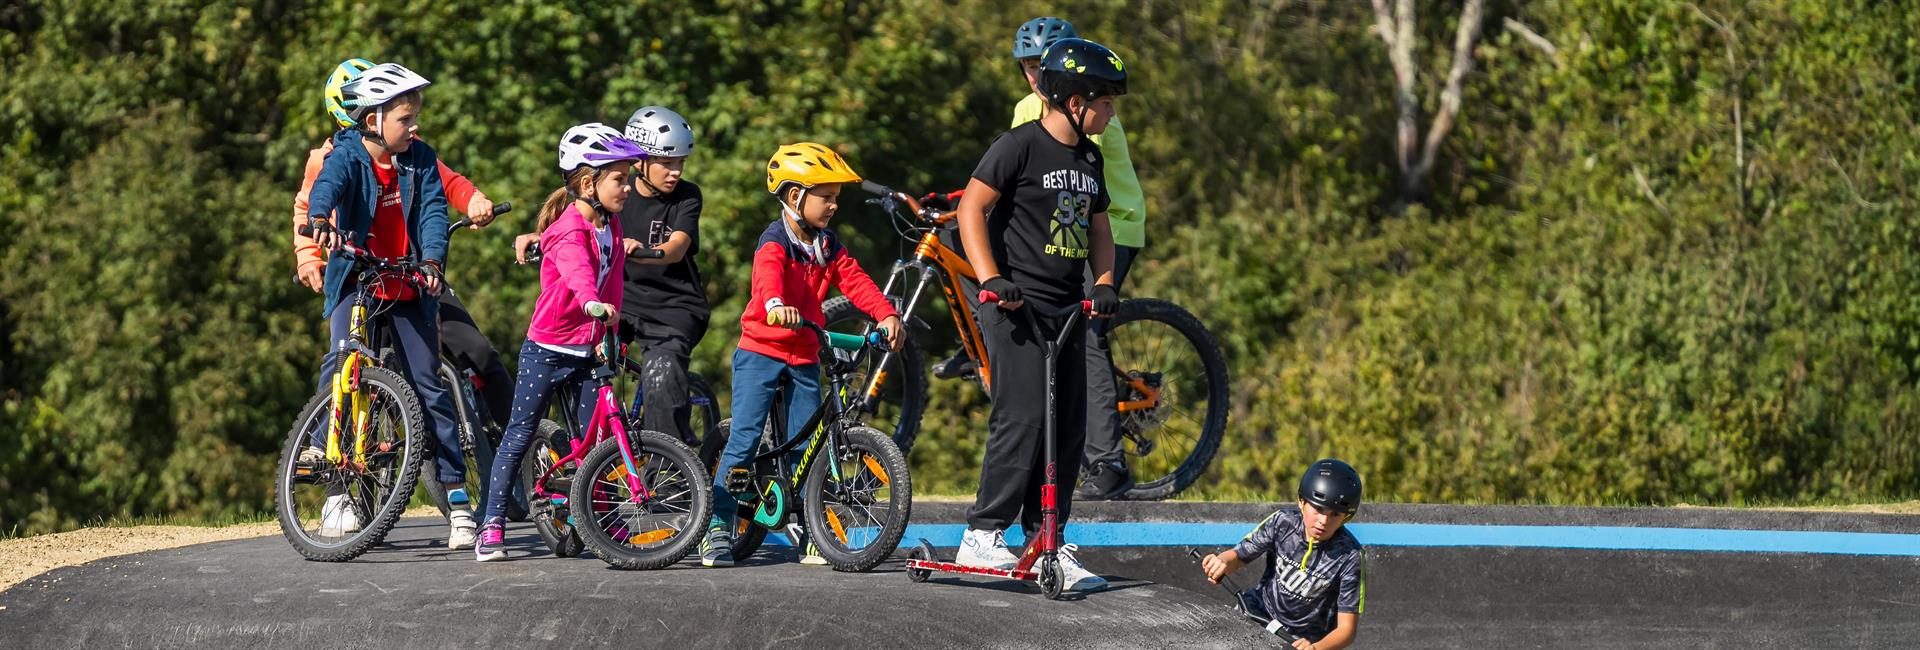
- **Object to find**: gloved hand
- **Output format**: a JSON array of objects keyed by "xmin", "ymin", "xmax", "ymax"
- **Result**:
[
  {"xmin": 980, "ymin": 276, "xmax": 1023, "ymax": 308},
  {"xmin": 1089, "ymin": 283, "xmax": 1119, "ymax": 317}
]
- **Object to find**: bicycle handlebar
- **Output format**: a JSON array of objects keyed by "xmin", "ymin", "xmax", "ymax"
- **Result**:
[
  {"xmin": 1186, "ymin": 548, "xmax": 1302, "ymax": 643},
  {"xmin": 447, "ymin": 201, "xmax": 513, "ymax": 233}
]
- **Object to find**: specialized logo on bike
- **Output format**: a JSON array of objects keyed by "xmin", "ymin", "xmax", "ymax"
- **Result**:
[
  {"xmin": 1042, "ymin": 169, "xmax": 1099, "ymax": 259},
  {"xmin": 1276, "ymin": 563, "xmax": 1335, "ymax": 600}
]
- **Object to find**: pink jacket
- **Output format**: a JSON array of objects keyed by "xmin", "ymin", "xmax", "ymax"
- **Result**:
[{"xmin": 527, "ymin": 205, "xmax": 624, "ymax": 346}]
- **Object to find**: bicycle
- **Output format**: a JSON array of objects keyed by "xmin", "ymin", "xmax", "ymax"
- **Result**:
[
  {"xmin": 698, "ymin": 321, "xmax": 913, "ymax": 572},
  {"xmin": 514, "ymin": 297, "xmax": 711, "ymax": 569},
  {"xmin": 904, "ymin": 299, "xmax": 1087, "ymax": 599},
  {"xmin": 514, "ymin": 244, "xmax": 721, "ymax": 558},
  {"xmin": 275, "ymin": 220, "xmax": 461, "ymax": 561},
  {"xmin": 828, "ymin": 181, "xmax": 1231, "ymax": 501}
]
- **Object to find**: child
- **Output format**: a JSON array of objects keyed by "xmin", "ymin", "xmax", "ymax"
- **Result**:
[
  {"xmin": 300, "ymin": 62, "xmax": 476, "ymax": 549},
  {"xmin": 702, "ymin": 143, "xmax": 903, "ymax": 568},
  {"xmin": 474, "ymin": 123, "xmax": 648, "ymax": 561},
  {"xmin": 617, "ymin": 106, "xmax": 709, "ymax": 447},
  {"xmin": 1009, "ymin": 17, "xmax": 1151, "ymax": 502},
  {"xmin": 1201, "ymin": 459, "xmax": 1366, "ymax": 650},
  {"xmin": 949, "ymin": 38, "xmax": 1127, "ymax": 592},
  {"xmin": 293, "ymin": 59, "xmax": 513, "ymax": 534}
]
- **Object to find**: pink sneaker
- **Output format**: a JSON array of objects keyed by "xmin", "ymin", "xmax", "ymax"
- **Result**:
[{"xmin": 474, "ymin": 521, "xmax": 507, "ymax": 562}]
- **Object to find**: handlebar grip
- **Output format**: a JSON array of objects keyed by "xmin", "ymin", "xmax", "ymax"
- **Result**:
[
  {"xmin": 823, "ymin": 331, "xmax": 871, "ymax": 351},
  {"xmin": 860, "ymin": 180, "xmax": 892, "ymax": 197},
  {"xmin": 491, "ymin": 201, "xmax": 513, "ymax": 217},
  {"xmin": 630, "ymin": 247, "xmax": 665, "ymax": 260},
  {"xmin": 979, "ymin": 290, "xmax": 1001, "ymax": 304}
]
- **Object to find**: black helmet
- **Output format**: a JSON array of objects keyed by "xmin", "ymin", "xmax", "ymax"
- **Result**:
[
  {"xmin": 1037, "ymin": 37, "xmax": 1128, "ymax": 112},
  {"xmin": 1298, "ymin": 459, "xmax": 1362, "ymax": 515}
]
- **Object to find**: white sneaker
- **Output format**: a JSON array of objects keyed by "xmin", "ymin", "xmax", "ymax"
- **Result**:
[
  {"xmin": 1058, "ymin": 544, "xmax": 1108, "ymax": 592},
  {"xmin": 298, "ymin": 446, "xmax": 326, "ymax": 464},
  {"xmin": 319, "ymin": 494, "xmax": 362, "ymax": 537},
  {"xmin": 956, "ymin": 528, "xmax": 1019, "ymax": 570},
  {"xmin": 448, "ymin": 509, "xmax": 478, "ymax": 550}
]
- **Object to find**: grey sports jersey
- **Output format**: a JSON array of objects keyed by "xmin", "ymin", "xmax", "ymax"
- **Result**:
[{"xmin": 1230, "ymin": 507, "xmax": 1365, "ymax": 642}]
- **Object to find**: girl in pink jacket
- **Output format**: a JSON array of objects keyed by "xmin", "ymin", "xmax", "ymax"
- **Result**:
[{"xmin": 476, "ymin": 123, "xmax": 648, "ymax": 561}]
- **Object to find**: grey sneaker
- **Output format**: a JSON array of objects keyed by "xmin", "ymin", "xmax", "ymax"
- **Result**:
[{"xmin": 700, "ymin": 525, "xmax": 735, "ymax": 568}]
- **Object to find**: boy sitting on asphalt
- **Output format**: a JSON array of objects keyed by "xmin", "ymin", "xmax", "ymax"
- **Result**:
[{"xmin": 1201, "ymin": 459, "xmax": 1366, "ymax": 650}]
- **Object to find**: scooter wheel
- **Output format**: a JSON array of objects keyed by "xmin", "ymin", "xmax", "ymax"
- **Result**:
[
  {"xmin": 1038, "ymin": 556, "xmax": 1065, "ymax": 600},
  {"xmin": 906, "ymin": 541, "xmax": 935, "ymax": 583}
]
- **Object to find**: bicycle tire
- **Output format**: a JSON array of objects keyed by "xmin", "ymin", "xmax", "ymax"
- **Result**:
[
  {"xmin": 571, "ymin": 431, "xmax": 712, "ymax": 570},
  {"xmin": 524, "ymin": 419, "xmax": 583, "ymax": 558},
  {"xmin": 697, "ymin": 418, "xmax": 770, "ymax": 561},
  {"xmin": 274, "ymin": 367, "xmax": 427, "ymax": 562},
  {"xmin": 1106, "ymin": 298, "xmax": 1230, "ymax": 501},
  {"xmin": 822, "ymin": 295, "xmax": 927, "ymax": 454},
  {"xmin": 802, "ymin": 426, "xmax": 913, "ymax": 572}
]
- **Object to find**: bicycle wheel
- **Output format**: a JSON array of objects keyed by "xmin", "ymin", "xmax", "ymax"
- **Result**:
[
  {"xmin": 522, "ymin": 418, "xmax": 583, "ymax": 558},
  {"xmin": 571, "ymin": 431, "xmax": 712, "ymax": 569},
  {"xmin": 274, "ymin": 366, "xmax": 427, "ymax": 562},
  {"xmin": 1104, "ymin": 298, "xmax": 1231, "ymax": 501},
  {"xmin": 802, "ymin": 425, "xmax": 912, "ymax": 572},
  {"xmin": 696, "ymin": 419, "xmax": 770, "ymax": 561},
  {"xmin": 822, "ymin": 295, "xmax": 927, "ymax": 454}
]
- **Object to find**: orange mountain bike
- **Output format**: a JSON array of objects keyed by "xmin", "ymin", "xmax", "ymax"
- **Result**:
[{"xmin": 822, "ymin": 181, "xmax": 1229, "ymax": 501}]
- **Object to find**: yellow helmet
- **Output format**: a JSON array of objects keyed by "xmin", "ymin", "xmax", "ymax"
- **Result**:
[{"xmin": 766, "ymin": 142, "xmax": 862, "ymax": 194}]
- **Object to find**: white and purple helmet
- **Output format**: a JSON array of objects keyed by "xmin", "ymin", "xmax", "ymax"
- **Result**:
[{"xmin": 557, "ymin": 123, "xmax": 648, "ymax": 173}]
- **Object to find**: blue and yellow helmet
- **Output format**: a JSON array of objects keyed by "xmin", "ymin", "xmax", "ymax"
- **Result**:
[{"xmin": 324, "ymin": 58, "xmax": 376, "ymax": 128}]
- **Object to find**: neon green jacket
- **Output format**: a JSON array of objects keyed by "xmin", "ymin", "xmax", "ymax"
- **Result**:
[{"xmin": 1012, "ymin": 93, "xmax": 1146, "ymax": 248}]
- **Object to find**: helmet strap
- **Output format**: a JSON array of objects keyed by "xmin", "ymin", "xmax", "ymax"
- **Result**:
[
  {"xmin": 1067, "ymin": 97, "xmax": 1091, "ymax": 142},
  {"xmin": 568, "ymin": 169, "xmax": 615, "ymax": 223},
  {"xmin": 635, "ymin": 160, "xmax": 668, "ymax": 197}
]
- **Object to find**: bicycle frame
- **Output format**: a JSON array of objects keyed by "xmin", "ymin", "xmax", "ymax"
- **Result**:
[
  {"xmin": 857, "ymin": 187, "xmax": 1161, "ymax": 412},
  {"xmin": 734, "ymin": 325, "xmax": 882, "ymax": 535},
  {"xmin": 529, "ymin": 330, "xmax": 657, "ymax": 509}
]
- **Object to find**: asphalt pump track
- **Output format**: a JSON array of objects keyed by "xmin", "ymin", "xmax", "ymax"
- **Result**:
[{"xmin": 3, "ymin": 501, "xmax": 1916, "ymax": 648}]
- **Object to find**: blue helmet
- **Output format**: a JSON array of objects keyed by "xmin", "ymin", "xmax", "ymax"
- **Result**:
[{"xmin": 1012, "ymin": 16, "xmax": 1077, "ymax": 59}]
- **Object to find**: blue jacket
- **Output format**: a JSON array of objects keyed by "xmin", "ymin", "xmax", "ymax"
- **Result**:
[{"xmin": 304, "ymin": 129, "xmax": 451, "ymax": 319}]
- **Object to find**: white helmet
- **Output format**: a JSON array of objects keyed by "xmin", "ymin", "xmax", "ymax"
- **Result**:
[
  {"xmin": 557, "ymin": 123, "xmax": 648, "ymax": 173},
  {"xmin": 623, "ymin": 106, "xmax": 696, "ymax": 158},
  {"xmin": 338, "ymin": 62, "xmax": 431, "ymax": 124}
]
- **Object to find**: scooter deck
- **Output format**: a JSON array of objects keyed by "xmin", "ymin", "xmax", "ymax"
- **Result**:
[{"xmin": 905, "ymin": 558, "xmax": 1038, "ymax": 582}]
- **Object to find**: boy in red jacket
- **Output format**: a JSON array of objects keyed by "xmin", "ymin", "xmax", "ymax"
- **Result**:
[{"xmin": 702, "ymin": 143, "xmax": 902, "ymax": 568}]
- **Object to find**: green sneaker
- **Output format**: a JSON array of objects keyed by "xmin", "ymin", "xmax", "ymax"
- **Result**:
[{"xmin": 700, "ymin": 525, "xmax": 735, "ymax": 568}]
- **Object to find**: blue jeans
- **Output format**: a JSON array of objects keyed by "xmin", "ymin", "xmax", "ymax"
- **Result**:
[
  {"xmin": 483, "ymin": 341, "xmax": 598, "ymax": 524},
  {"xmin": 316, "ymin": 299, "xmax": 465, "ymax": 486},
  {"xmin": 711, "ymin": 348, "xmax": 820, "ymax": 525}
]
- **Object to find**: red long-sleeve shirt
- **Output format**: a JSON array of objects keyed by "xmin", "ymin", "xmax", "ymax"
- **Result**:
[{"xmin": 738, "ymin": 219, "xmax": 898, "ymax": 365}]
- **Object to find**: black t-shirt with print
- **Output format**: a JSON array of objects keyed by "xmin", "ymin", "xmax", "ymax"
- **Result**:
[
  {"xmin": 618, "ymin": 180, "xmax": 708, "ymax": 335},
  {"xmin": 969, "ymin": 121, "xmax": 1109, "ymax": 305}
]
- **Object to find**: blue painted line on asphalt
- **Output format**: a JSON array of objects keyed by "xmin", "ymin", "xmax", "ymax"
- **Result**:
[{"xmin": 771, "ymin": 522, "xmax": 1920, "ymax": 556}]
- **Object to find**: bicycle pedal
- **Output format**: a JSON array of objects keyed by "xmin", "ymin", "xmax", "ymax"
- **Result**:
[{"xmin": 725, "ymin": 468, "xmax": 754, "ymax": 494}]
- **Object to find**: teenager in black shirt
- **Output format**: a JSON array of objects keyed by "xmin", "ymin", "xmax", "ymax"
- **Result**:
[
  {"xmin": 616, "ymin": 106, "xmax": 709, "ymax": 446},
  {"xmin": 949, "ymin": 38, "xmax": 1127, "ymax": 593}
]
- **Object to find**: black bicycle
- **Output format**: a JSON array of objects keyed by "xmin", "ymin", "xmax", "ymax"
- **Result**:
[{"xmin": 698, "ymin": 322, "xmax": 913, "ymax": 572}]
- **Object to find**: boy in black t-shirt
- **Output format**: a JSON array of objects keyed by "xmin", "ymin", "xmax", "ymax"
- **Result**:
[
  {"xmin": 617, "ymin": 106, "xmax": 708, "ymax": 446},
  {"xmin": 950, "ymin": 38, "xmax": 1128, "ymax": 593}
]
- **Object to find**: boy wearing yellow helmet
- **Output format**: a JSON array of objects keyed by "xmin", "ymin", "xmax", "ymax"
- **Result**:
[{"xmin": 701, "ymin": 143, "xmax": 903, "ymax": 568}]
